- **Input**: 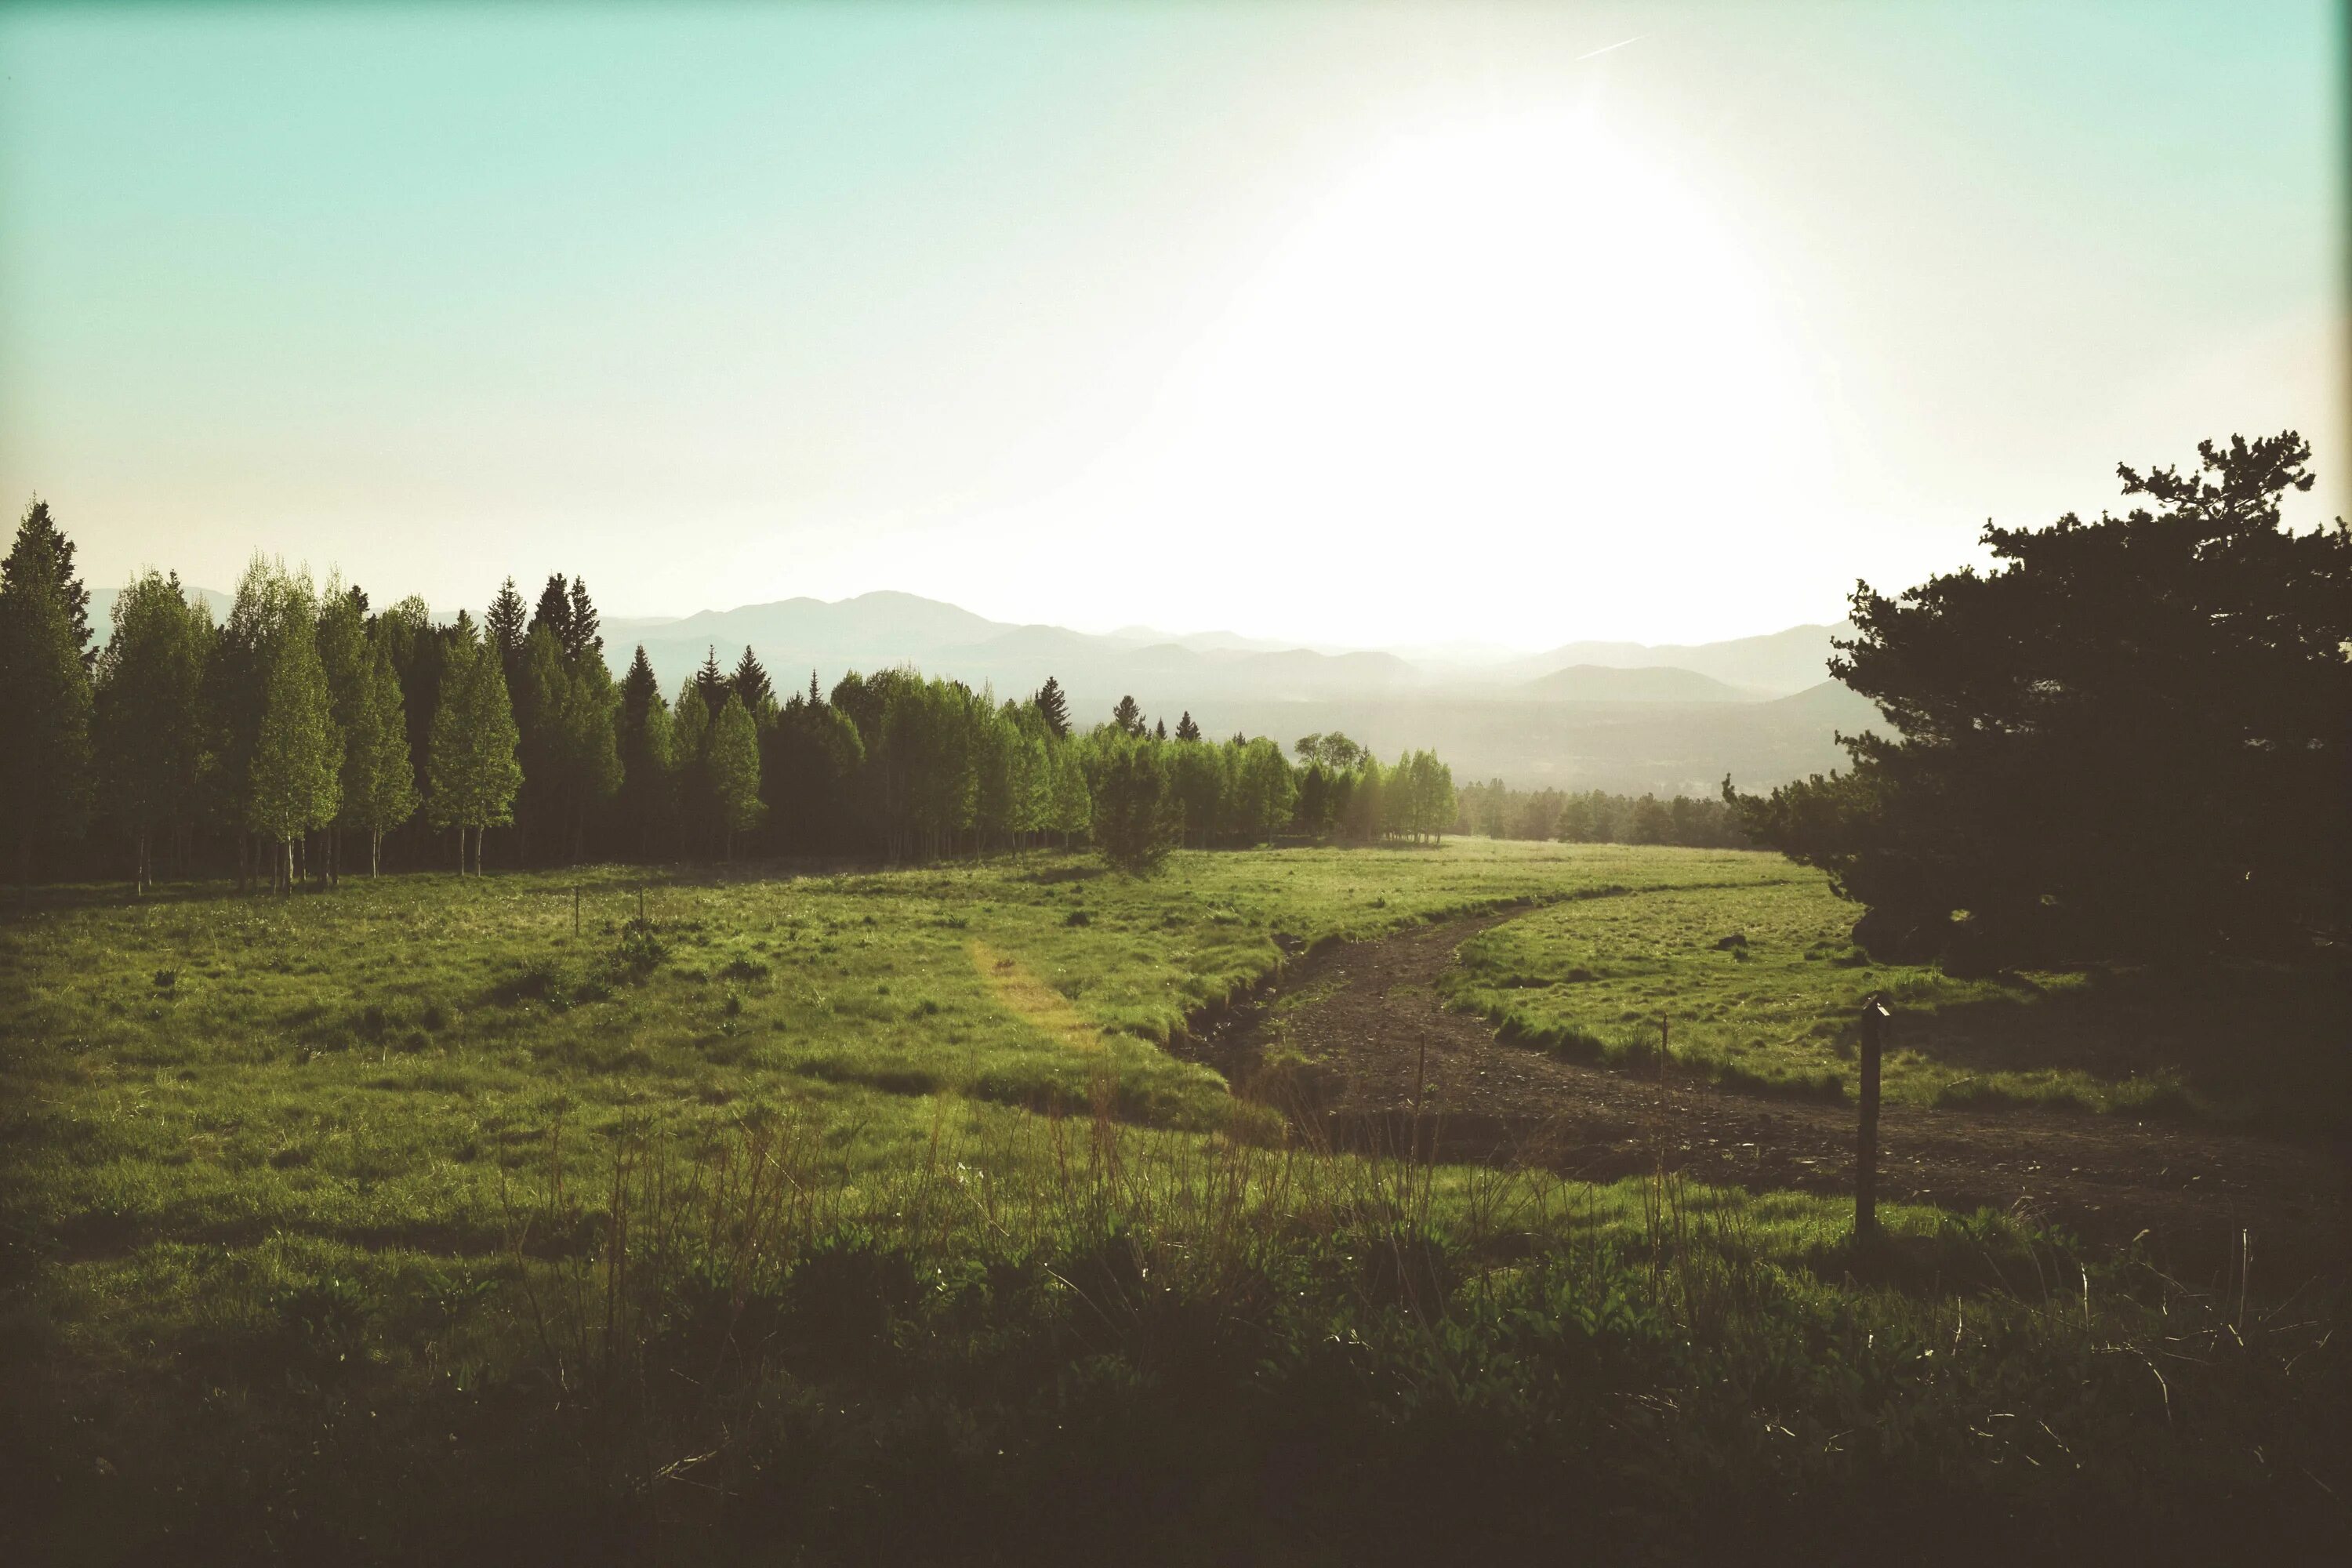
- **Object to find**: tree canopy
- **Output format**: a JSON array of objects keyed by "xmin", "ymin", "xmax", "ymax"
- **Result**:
[{"xmin": 1731, "ymin": 432, "xmax": 2350, "ymax": 964}]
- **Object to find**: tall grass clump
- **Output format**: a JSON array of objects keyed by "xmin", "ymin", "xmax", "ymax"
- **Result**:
[{"xmin": 472, "ymin": 1094, "xmax": 2346, "ymax": 1564}]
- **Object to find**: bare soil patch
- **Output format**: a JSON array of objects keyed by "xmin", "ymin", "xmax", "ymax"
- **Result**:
[{"xmin": 1186, "ymin": 913, "xmax": 2349, "ymax": 1282}]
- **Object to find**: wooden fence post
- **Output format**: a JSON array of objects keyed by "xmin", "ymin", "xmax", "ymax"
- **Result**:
[{"xmin": 1856, "ymin": 993, "xmax": 1891, "ymax": 1241}]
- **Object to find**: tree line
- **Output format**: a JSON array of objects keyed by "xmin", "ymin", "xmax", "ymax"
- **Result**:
[
  {"xmin": 1450, "ymin": 779, "xmax": 1750, "ymax": 848},
  {"xmin": 0, "ymin": 506, "xmax": 1467, "ymax": 887}
]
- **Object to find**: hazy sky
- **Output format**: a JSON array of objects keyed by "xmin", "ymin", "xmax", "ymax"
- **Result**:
[{"xmin": 2, "ymin": 2, "xmax": 2342, "ymax": 650}]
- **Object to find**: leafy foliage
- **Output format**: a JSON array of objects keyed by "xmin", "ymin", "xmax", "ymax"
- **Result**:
[{"xmin": 1733, "ymin": 433, "xmax": 2351, "ymax": 963}]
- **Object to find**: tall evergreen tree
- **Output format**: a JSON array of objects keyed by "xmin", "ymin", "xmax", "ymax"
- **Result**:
[
  {"xmin": 0, "ymin": 498, "xmax": 96, "ymax": 877},
  {"xmin": 5, "ymin": 498, "xmax": 94, "ymax": 661},
  {"xmin": 693, "ymin": 646, "xmax": 730, "ymax": 715},
  {"xmin": 1033, "ymin": 676, "xmax": 1070, "ymax": 739},
  {"xmin": 616, "ymin": 645, "xmax": 674, "ymax": 856},
  {"xmin": 1174, "ymin": 711, "xmax": 1201, "ymax": 742},
  {"xmin": 528, "ymin": 573, "xmax": 573, "ymax": 652},
  {"xmin": 731, "ymin": 645, "xmax": 776, "ymax": 720},
  {"xmin": 485, "ymin": 576, "xmax": 528, "ymax": 679},
  {"xmin": 564, "ymin": 576, "xmax": 601, "ymax": 661},
  {"xmin": 1110, "ymin": 694, "xmax": 1144, "ymax": 736}
]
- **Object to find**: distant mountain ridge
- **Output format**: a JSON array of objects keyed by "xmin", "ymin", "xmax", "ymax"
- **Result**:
[
  {"xmin": 1522, "ymin": 664, "xmax": 1753, "ymax": 704},
  {"xmin": 612, "ymin": 591, "xmax": 1871, "ymax": 789}
]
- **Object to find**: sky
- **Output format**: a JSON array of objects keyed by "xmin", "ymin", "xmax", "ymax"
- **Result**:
[{"xmin": 1, "ymin": 1, "xmax": 2343, "ymax": 651}]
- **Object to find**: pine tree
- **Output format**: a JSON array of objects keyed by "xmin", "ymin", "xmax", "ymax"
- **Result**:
[
  {"xmin": 616, "ymin": 646, "xmax": 675, "ymax": 857},
  {"xmin": 5, "ymin": 497, "xmax": 94, "ymax": 661},
  {"xmin": 485, "ymin": 576, "xmax": 528, "ymax": 678},
  {"xmin": 94, "ymin": 572, "xmax": 208, "ymax": 891},
  {"xmin": 1033, "ymin": 676, "xmax": 1070, "ymax": 739},
  {"xmin": 731, "ymin": 645, "xmax": 776, "ymax": 720},
  {"xmin": 0, "ymin": 498, "xmax": 96, "ymax": 877},
  {"xmin": 808, "ymin": 670, "xmax": 822, "ymax": 707},
  {"xmin": 528, "ymin": 574, "xmax": 573, "ymax": 652},
  {"xmin": 1153, "ymin": 718, "xmax": 1167, "ymax": 741},
  {"xmin": 564, "ymin": 576, "xmax": 601, "ymax": 661},
  {"xmin": 1175, "ymin": 711, "xmax": 1201, "ymax": 742},
  {"xmin": 1111, "ymin": 694, "xmax": 1143, "ymax": 735},
  {"xmin": 693, "ymin": 646, "xmax": 730, "ymax": 715},
  {"xmin": 709, "ymin": 692, "xmax": 766, "ymax": 858}
]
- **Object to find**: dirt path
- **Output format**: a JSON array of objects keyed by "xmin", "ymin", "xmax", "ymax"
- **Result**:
[{"xmin": 1185, "ymin": 913, "xmax": 2349, "ymax": 1282}]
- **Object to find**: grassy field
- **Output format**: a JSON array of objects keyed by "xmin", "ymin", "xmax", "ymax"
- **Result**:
[
  {"xmin": 1445, "ymin": 875, "xmax": 2350, "ymax": 1128},
  {"xmin": 2, "ymin": 842, "xmax": 2343, "ymax": 1562}
]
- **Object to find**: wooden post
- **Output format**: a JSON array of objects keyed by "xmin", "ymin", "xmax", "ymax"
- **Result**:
[
  {"xmin": 573, "ymin": 885, "xmax": 581, "ymax": 935},
  {"xmin": 1856, "ymin": 993, "xmax": 1890, "ymax": 1241}
]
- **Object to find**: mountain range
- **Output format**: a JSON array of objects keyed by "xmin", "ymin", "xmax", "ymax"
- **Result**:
[{"xmin": 608, "ymin": 592, "xmax": 1875, "ymax": 793}]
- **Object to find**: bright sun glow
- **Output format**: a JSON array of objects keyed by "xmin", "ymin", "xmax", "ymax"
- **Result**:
[{"xmin": 993, "ymin": 110, "xmax": 1832, "ymax": 644}]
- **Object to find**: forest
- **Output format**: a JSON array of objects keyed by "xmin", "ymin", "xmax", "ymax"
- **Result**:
[{"xmin": 0, "ymin": 503, "xmax": 1748, "ymax": 889}]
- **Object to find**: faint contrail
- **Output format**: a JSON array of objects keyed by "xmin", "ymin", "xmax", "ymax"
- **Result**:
[{"xmin": 1575, "ymin": 34, "xmax": 1646, "ymax": 61}]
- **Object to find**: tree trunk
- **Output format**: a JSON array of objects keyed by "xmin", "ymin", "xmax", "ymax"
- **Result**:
[{"xmin": 371, "ymin": 829, "xmax": 381, "ymax": 879}]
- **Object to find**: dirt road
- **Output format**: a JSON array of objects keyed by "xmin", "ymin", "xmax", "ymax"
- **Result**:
[{"xmin": 1181, "ymin": 912, "xmax": 2348, "ymax": 1283}]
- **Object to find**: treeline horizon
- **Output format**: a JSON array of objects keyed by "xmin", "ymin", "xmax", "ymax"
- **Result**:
[
  {"xmin": 0, "ymin": 502, "xmax": 1500, "ymax": 888},
  {"xmin": 1451, "ymin": 778, "xmax": 1750, "ymax": 848}
]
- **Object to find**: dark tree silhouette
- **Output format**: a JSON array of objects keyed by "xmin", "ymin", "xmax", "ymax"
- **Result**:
[
  {"xmin": 1092, "ymin": 743, "xmax": 1177, "ymax": 874},
  {"xmin": 694, "ymin": 645, "xmax": 730, "ymax": 714},
  {"xmin": 1033, "ymin": 676, "xmax": 1069, "ymax": 739},
  {"xmin": 1111, "ymin": 694, "xmax": 1143, "ymax": 735},
  {"xmin": 564, "ymin": 576, "xmax": 601, "ymax": 660},
  {"xmin": 529, "ymin": 574, "xmax": 572, "ymax": 651},
  {"xmin": 1732, "ymin": 431, "xmax": 2351, "ymax": 964},
  {"xmin": 485, "ymin": 577, "xmax": 527, "ymax": 677},
  {"xmin": 1174, "ymin": 711, "xmax": 1201, "ymax": 742},
  {"xmin": 731, "ymin": 646, "xmax": 775, "ymax": 717}
]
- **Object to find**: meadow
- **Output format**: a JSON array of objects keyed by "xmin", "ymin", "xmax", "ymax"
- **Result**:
[
  {"xmin": 1442, "ymin": 877, "xmax": 2350, "ymax": 1127},
  {"xmin": 2, "ymin": 842, "xmax": 2343, "ymax": 1563}
]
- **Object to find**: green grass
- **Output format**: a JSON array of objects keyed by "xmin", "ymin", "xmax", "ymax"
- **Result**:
[
  {"xmin": 2, "ymin": 842, "xmax": 2343, "ymax": 1562},
  {"xmin": 1444, "ymin": 875, "xmax": 2351, "ymax": 1127}
]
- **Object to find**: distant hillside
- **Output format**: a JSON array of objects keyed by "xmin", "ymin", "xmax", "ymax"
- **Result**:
[
  {"xmin": 1500, "ymin": 622, "xmax": 1853, "ymax": 696},
  {"xmin": 590, "ymin": 591, "xmax": 1893, "ymax": 789},
  {"xmin": 1523, "ymin": 664, "xmax": 1748, "ymax": 704}
]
